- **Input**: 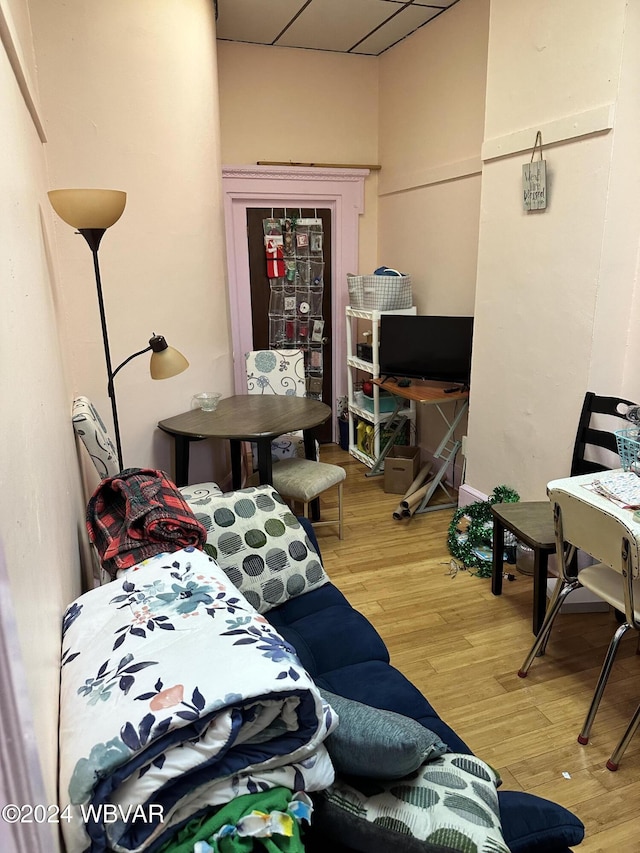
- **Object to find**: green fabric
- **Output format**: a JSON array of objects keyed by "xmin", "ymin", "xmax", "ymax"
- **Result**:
[{"xmin": 159, "ymin": 787, "xmax": 305, "ymax": 853}]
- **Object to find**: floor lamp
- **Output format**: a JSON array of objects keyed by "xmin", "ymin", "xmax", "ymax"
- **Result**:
[{"xmin": 48, "ymin": 188, "xmax": 189, "ymax": 470}]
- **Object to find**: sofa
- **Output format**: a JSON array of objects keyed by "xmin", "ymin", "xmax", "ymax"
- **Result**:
[
  {"xmin": 74, "ymin": 467, "xmax": 585, "ymax": 853},
  {"xmin": 265, "ymin": 517, "xmax": 585, "ymax": 853}
]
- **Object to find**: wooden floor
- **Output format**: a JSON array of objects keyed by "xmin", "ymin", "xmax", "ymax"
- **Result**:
[{"xmin": 313, "ymin": 443, "xmax": 640, "ymax": 853}]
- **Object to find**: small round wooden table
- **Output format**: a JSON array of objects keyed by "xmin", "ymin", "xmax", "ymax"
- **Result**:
[{"xmin": 158, "ymin": 395, "xmax": 331, "ymax": 489}]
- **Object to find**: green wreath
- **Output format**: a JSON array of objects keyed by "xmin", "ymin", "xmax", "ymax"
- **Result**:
[{"xmin": 447, "ymin": 485, "xmax": 520, "ymax": 577}]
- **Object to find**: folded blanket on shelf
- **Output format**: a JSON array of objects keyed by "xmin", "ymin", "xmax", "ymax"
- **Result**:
[
  {"xmin": 59, "ymin": 548, "xmax": 335, "ymax": 853},
  {"xmin": 86, "ymin": 468, "xmax": 207, "ymax": 577}
]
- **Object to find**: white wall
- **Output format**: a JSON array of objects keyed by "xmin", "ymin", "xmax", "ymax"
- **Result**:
[{"xmin": 466, "ymin": 0, "xmax": 640, "ymax": 500}]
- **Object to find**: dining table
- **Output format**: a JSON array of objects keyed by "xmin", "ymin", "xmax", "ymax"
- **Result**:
[{"xmin": 158, "ymin": 394, "xmax": 332, "ymax": 489}]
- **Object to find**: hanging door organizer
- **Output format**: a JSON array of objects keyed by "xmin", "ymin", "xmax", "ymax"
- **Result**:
[{"xmin": 263, "ymin": 216, "xmax": 325, "ymax": 399}]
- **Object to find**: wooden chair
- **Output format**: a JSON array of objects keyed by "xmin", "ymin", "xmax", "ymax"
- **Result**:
[
  {"xmin": 518, "ymin": 483, "xmax": 640, "ymax": 771},
  {"xmin": 491, "ymin": 392, "xmax": 637, "ymax": 634}
]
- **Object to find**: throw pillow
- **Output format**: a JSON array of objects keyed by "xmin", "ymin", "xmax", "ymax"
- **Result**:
[
  {"xmin": 314, "ymin": 753, "xmax": 509, "ymax": 853},
  {"xmin": 320, "ymin": 690, "xmax": 449, "ymax": 779},
  {"xmin": 202, "ymin": 485, "xmax": 328, "ymax": 613},
  {"xmin": 179, "ymin": 482, "xmax": 223, "ymax": 533}
]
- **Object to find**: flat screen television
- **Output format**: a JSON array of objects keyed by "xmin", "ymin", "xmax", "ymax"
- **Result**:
[{"xmin": 379, "ymin": 315, "xmax": 474, "ymax": 385}]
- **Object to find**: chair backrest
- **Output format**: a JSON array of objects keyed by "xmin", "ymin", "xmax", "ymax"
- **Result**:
[
  {"xmin": 549, "ymin": 485, "xmax": 640, "ymax": 582},
  {"xmin": 570, "ymin": 392, "xmax": 638, "ymax": 476},
  {"xmin": 72, "ymin": 397, "xmax": 120, "ymax": 479},
  {"xmin": 245, "ymin": 349, "xmax": 306, "ymax": 397}
]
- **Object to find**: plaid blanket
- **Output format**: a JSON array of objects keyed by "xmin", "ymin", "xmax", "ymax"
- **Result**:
[{"xmin": 86, "ymin": 468, "xmax": 207, "ymax": 578}]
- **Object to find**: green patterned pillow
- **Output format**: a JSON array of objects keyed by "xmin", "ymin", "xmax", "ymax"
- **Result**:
[
  {"xmin": 201, "ymin": 485, "xmax": 328, "ymax": 613},
  {"xmin": 314, "ymin": 753, "xmax": 509, "ymax": 853}
]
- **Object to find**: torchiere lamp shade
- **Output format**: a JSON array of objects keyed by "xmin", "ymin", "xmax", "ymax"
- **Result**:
[
  {"xmin": 47, "ymin": 189, "xmax": 126, "ymax": 229},
  {"xmin": 48, "ymin": 188, "xmax": 188, "ymax": 470}
]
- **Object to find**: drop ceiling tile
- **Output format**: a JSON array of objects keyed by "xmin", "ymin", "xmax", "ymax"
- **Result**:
[
  {"xmin": 276, "ymin": 0, "xmax": 397, "ymax": 52},
  {"xmin": 215, "ymin": 0, "xmax": 461, "ymax": 54},
  {"xmin": 380, "ymin": 0, "xmax": 457, "ymax": 5},
  {"xmin": 351, "ymin": 5, "xmax": 442, "ymax": 54},
  {"xmin": 216, "ymin": 0, "xmax": 307, "ymax": 45}
]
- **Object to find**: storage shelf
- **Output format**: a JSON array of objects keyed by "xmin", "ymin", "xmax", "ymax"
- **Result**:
[
  {"xmin": 346, "ymin": 355, "xmax": 373, "ymax": 372},
  {"xmin": 348, "ymin": 444, "xmax": 375, "ymax": 468},
  {"xmin": 346, "ymin": 304, "xmax": 417, "ymax": 468}
]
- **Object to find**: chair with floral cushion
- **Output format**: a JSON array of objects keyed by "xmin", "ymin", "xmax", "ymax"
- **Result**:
[
  {"xmin": 245, "ymin": 349, "xmax": 318, "ymax": 465},
  {"xmin": 72, "ymin": 397, "xmax": 120, "ymax": 479}
]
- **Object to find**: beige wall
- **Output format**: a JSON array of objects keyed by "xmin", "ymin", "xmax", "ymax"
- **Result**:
[
  {"xmin": 217, "ymin": 42, "xmax": 379, "ymax": 167},
  {"xmin": 377, "ymin": 0, "xmax": 488, "ymax": 313},
  {"xmin": 376, "ymin": 0, "xmax": 489, "ymax": 465},
  {"xmin": 216, "ymin": 41, "xmax": 380, "ymax": 274},
  {"xmin": 6, "ymin": 0, "xmax": 640, "ymax": 827},
  {"xmin": 466, "ymin": 0, "xmax": 640, "ymax": 499},
  {"xmin": 32, "ymin": 0, "xmax": 233, "ymax": 487},
  {"xmin": 217, "ymin": 5, "xmax": 489, "ymax": 468},
  {"xmin": 0, "ymin": 0, "xmax": 82, "ymax": 829},
  {"xmin": 1, "ymin": 0, "xmax": 230, "ymax": 832}
]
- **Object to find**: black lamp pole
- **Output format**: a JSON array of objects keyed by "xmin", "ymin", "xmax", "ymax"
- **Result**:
[{"xmin": 78, "ymin": 227, "xmax": 125, "ymax": 471}]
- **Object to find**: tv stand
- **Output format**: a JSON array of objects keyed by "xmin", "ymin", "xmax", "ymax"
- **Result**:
[{"xmin": 368, "ymin": 378, "xmax": 469, "ymax": 513}]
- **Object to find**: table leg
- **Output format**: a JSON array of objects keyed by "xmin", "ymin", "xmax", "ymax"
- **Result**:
[
  {"xmin": 533, "ymin": 550, "xmax": 549, "ymax": 635},
  {"xmin": 303, "ymin": 429, "xmax": 316, "ymax": 461},
  {"xmin": 230, "ymin": 440, "xmax": 243, "ymax": 489},
  {"xmin": 256, "ymin": 439, "xmax": 273, "ymax": 486},
  {"xmin": 174, "ymin": 436, "xmax": 191, "ymax": 487},
  {"xmin": 491, "ymin": 516, "xmax": 505, "ymax": 596},
  {"xmin": 303, "ymin": 429, "xmax": 320, "ymax": 520}
]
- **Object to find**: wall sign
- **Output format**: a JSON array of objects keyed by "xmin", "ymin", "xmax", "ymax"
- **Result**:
[{"xmin": 522, "ymin": 131, "xmax": 547, "ymax": 211}]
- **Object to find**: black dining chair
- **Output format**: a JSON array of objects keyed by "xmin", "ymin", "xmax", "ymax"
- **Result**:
[{"xmin": 491, "ymin": 391, "xmax": 638, "ymax": 634}]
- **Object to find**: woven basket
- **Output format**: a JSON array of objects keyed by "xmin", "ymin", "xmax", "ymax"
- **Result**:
[
  {"xmin": 615, "ymin": 427, "xmax": 640, "ymax": 474},
  {"xmin": 347, "ymin": 273, "xmax": 413, "ymax": 311}
]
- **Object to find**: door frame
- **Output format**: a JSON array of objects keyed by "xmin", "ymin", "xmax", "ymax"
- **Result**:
[{"xmin": 222, "ymin": 164, "xmax": 369, "ymax": 442}]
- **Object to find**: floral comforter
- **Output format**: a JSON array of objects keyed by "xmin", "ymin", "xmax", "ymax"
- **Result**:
[{"xmin": 59, "ymin": 548, "xmax": 335, "ymax": 853}]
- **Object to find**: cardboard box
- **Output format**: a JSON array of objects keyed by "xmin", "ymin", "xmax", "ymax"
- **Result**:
[{"xmin": 384, "ymin": 446, "xmax": 420, "ymax": 494}]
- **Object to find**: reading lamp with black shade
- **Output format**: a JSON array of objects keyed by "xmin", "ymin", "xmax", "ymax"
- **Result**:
[{"xmin": 48, "ymin": 188, "xmax": 189, "ymax": 471}]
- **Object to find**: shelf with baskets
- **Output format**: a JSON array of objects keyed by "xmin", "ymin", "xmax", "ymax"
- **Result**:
[{"xmin": 346, "ymin": 305, "xmax": 417, "ymax": 468}]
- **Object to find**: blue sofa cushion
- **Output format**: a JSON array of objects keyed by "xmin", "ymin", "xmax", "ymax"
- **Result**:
[
  {"xmin": 498, "ymin": 790, "xmax": 585, "ymax": 853},
  {"xmin": 315, "ymin": 660, "xmax": 471, "ymax": 756},
  {"xmin": 267, "ymin": 585, "xmax": 389, "ymax": 676},
  {"xmin": 319, "ymin": 689, "xmax": 449, "ymax": 778}
]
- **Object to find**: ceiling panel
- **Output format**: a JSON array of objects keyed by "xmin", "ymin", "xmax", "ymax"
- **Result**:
[
  {"xmin": 215, "ymin": 0, "xmax": 307, "ymax": 45},
  {"xmin": 351, "ymin": 5, "xmax": 442, "ymax": 55},
  {"xmin": 277, "ymin": 0, "xmax": 396, "ymax": 53},
  {"xmin": 215, "ymin": 0, "xmax": 461, "ymax": 56}
]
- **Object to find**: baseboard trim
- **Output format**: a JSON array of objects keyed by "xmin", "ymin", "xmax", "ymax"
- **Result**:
[{"xmin": 458, "ymin": 484, "xmax": 488, "ymax": 507}]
